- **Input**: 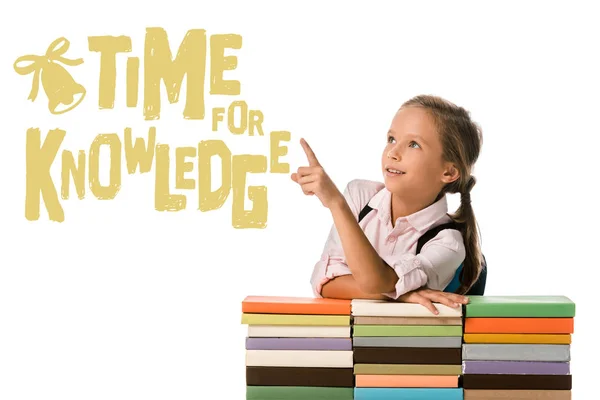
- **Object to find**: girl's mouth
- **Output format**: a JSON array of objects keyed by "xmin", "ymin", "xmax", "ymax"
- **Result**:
[{"xmin": 386, "ymin": 168, "xmax": 405, "ymax": 176}]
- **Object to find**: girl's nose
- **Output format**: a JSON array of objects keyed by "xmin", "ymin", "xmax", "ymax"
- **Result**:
[{"xmin": 388, "ymin": 146, "xmax": 401, "ymax": 161}]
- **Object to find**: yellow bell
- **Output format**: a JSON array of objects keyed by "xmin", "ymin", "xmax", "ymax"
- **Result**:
[
  {"xmin": 41, "ymin": 62, "xmax": 86, "ymax": 114},
  {"xmin": 13, "ymin": 37, "xmax": 86, "ymax": 115}
]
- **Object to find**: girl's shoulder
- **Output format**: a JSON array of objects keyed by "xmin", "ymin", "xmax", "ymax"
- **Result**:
[{"xmin": 344, "ymin": 179, "xmax": 386, "ymax": 213}]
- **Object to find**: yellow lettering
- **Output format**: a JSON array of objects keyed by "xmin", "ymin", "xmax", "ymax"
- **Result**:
[
  {"xmin": 61, "ymin": 150, "xmax": 86, "ymax": 199},
  {"xmin": 270, "ymin": 131, "xmax": 290, "ymax": 173},
  {"xmin": 198, "ymin": 140, "xmax": 231, "ymax": 211},
  {"xmin": 88, "ymin": 36, "xmax": 132, "ymax": 109},
  {"xmin": 127, "ymin": 57, "xmax": 139, "ymax": 107},
  {"xmin": 89, "ymin": 134, "xmax": 122, "ymax": 199},
  {"xmin": 124, "ymin": 127, "xmax": 156, "ymax": 174},
  {"xmin": 228, "ymin": 100, "xmax": 247, "ymax": 135},
  {"xmin": 144, "ymin": 28, "xmax": 206, "ymax": 120},
  {"xmin": 232, "ymin": 154, "xmax": 267, "ymax": 229},
  {"xmin": 155, "ymin": 144, "xmax": 186, "ymax": 211},
  {"xmin": 176, "ymin": 147, "xmax": 196, "ymax": 190},
  {"xmin": 210, "ymin": 34, "xmax": 242, "ymax": 95},
  {"xmin": 25, "ymin": 128, "xmax": 65, "ymax": 222},
  {"xmin": 212, "ymin": 107, "xmax": 225, "ymax": 131},
  {"xmin": 249, "ymin": 109, "xmax": 264, "ymax": 136}
]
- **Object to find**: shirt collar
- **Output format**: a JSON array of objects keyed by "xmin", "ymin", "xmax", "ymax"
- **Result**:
[{"xmin": 368, "ymin": 188, "xmax": 449, "ymax": 233}]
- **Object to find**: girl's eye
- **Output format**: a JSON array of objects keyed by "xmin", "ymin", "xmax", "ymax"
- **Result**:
[
  {"xmin": 388, "ymin": 136, "xmax": 396, "ymax": 144},
  {"xmin": 409, "ymin": 141, "xmax": 421, "ymax": 149}
]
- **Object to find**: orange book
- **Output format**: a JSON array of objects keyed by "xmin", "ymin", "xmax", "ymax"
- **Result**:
[
  {"xmin": 242, "ymin": 296, "xmax": 352, "ymax": 315},
  {"xmin": 356, "ymin": 374, "xmax": 459, "ymax": 388},
  {"xmin": 465, "ymin": 318, "xmax": 574, "ymax": 334},
  {"xmin": 464, "ymin": 333, "xmax": 571, "ymax": 344}
]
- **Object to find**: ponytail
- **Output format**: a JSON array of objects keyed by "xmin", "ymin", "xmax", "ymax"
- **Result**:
[
  {"xmin": 400, "ymin": 94, "xmax": 484, "ymax": 294},
  {"xmin": 450, "ymin": 175, "xmax": 482, "ymax": 295}
]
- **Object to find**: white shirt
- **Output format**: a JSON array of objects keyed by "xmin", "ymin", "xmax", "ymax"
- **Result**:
[{"xmin": 310, "ymin": 179, "xmax": 466, "ymax": 299}]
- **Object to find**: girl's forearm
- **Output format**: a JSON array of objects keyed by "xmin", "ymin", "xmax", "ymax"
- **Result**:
[
  {"xmin": 329, "ymin": 197, "xmax": 398, "ymax": 293},
  {"xmin": 321, "ymin": 275, "xmax": 389, "ymax": 300}
]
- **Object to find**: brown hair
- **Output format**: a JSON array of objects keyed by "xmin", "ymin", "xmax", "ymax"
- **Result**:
[{"xmin": 401, "ymin": 95, "xmax": 483, "ymax": 295}]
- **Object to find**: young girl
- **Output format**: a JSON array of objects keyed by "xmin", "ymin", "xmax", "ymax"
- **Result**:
[{"xmin": 291, "ymin": 94, "xmax": 484, "ymax": 314}]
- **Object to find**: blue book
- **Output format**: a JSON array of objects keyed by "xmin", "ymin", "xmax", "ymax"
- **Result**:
[{"xmin": 354, "ymin": 388, "xmax": 463, "ymax": 400}]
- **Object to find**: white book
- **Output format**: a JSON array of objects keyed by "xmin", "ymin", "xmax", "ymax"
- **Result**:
[
  {"xmin": 351, "ymin": 299, "xmax": 463, "ymax": 317},
  {"xmin": 246, "ymin": 350, "xmax": 353, "ymax": 368},
  {"xmin": 248, "ymin": 325, "xmax": 351, "ymax": 338}
]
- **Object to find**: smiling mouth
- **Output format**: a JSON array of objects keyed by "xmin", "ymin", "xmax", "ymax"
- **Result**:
[{"xmin": 386, "ymin": 168, "xmax": 406, "ymax": 175}]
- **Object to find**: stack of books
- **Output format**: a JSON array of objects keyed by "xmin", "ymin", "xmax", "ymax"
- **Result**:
[
  {"xmin": 462, "ymin": 295, "xmax": 575, "ymax": 400},
  {"xmin": 241, "ymin": 296, "xmax": 354, "ymax": 400},
  {"xmin": 351, "ymin": 299, "xmax": 464, "ymax": 400}
]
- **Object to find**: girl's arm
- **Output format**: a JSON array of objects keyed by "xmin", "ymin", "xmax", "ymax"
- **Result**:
[
  {"xmin": 328, "ymin": 197, "xmax": 399, "ymax": 294},
  {"xmin": 292, "ymin": 138, "xmax": 398, "ymax": 296},
  {"xmin": 321, "ymin": 275, "xmax": 389, "ymax": 300}
]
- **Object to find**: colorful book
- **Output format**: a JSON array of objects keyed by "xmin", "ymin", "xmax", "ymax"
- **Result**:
[
  {"xmin": 355, "ymin": 374, "xmax": 459, "ymax": 388},
  {"xmin": 353, "ymin": 325, "xmax": 463, "ymax": 337},
  {"xmin": 465, "ymin": 296, "xmax": 575, "ymax": 317},
  {"xmin": 462, "ymin": 361, "xmax": 570, "ymax": 375},
  {"xmin": 242, "ymin": 295, "xmax": 351, "ymax": 315},
  {"xmin": 247, "ymin": 325, "xmax": 350, "ymax": 338},
  {"xmin": 463, "ymin": 389, "xmax": 572, "ymax": 399},
  {"xmin": 246, "ymin": 386, "xmax": 353, "ymax": 400},
  {"xmin": 354, "ymin": 316, "xmax": 462, "ymax": 325},
  {"xmin": 241, "ymin": 313, "xmax": 350, "ymax": 326},
  {"xmin": 462, "ymin": 344, "xmax": 571, "ymax": 362},
  {"xmin": 354, "ymin": 364, "xmax": 463, "ymax": 375},
  {"xmin": 351, "ymin": 299, "xmax": 462, "ymax": 317},
  {"xmin": 465, "ymin": 317, "xmax": 574, "ymax": 334},
  {"xmin": 353, "ymin": 336, "xmax": 462, "ymax": 348},
  {"xmin": 353, "ymin": 347, "xmax": 461, "ymax": 364},
  {"xmin": 462, "ymin": 374, "xmax": 572, "ymax": 390},
  {"xmin": 246, "ymin": 366, "xmax": 354, "ymax": 387},
  {"xmin": 246, "ymin": 337, "xmax": 352, "ymax": 350},
  {"xmin": 354, "ymin": 387, "xmax": 463, "ymax": 400},
  {"xmin": 246, "ymin": 349, "xmax": 354, "ymax": 368},
  {"xmin": 463, "ymin": 333, "xmax": 571, "ymax": 344}
]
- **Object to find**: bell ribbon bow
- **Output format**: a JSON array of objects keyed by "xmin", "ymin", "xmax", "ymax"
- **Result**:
[{"xmin": 13, "ymin": 37, "xmax": 84, "ymax": 101}]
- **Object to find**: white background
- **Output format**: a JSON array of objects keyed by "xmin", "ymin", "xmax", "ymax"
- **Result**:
[{"xmin": 1, "ymin": 0, "xmax": 598, "ymax": 398}]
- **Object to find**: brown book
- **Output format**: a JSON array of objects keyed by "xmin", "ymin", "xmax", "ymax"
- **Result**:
[
  {"xmin": 353, "ymin": 347, "xmax": 461, "ymax": 365},
  {"xmin": 246, "ymin": 366, "xmax": 354, "ymax": 387},
  {"xmin": 463, "ymin": 374, "xmax": 572, "ymax": 390}
]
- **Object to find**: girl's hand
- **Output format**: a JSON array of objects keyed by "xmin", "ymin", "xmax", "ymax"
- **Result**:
[
  {"xmin": 291, "ymin": 138, "xmax": 344, "ymax": 209},
  {"xmin": 398, "ymin": 287, "xmax": 469, "ymax": 315}
]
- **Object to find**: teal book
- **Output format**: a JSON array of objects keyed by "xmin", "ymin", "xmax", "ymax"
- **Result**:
[{"xmin": 465, "ymin": 295, "xmax": 575, "ymax": 317}]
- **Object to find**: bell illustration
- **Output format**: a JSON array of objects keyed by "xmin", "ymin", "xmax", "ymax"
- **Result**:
[
  {"xmin": 41, "ymin": 62, "xmax": 86, "ymax": 114},
  {"xmin": 14, "ymin": 37, "xmax": 86, "ymax": 115}
]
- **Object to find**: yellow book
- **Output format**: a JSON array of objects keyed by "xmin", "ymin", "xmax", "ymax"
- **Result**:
[
  {"xmin": 463, "ymin": 333, "xmax": 571, "ymax": 344},
  {"xmin": 241, "ymin": 313, "xmax": 350, "ymax": 326}
]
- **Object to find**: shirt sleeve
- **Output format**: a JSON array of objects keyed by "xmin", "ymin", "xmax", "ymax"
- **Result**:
[
  {"xmin": 310, "ymin": 181, "xmax": 362, "ymax": 297},
  {"xmin": 380, "ymin": 228, "xmax": 466, "ymax": 300}
]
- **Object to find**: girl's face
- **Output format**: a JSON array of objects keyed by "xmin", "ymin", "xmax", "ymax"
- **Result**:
[{"xmin": 381, "ymin": 106, "xmax": 458, "ymax": 200}]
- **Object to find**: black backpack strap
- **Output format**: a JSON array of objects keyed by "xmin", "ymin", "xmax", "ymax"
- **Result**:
[
  {"xmin": 358, "ymin": 204, "xmax": 373, "ymax": 223},
  {"xmin": 416, "ymin": 221, "xmax": 487, "ymax": 296},
  {"xmin": 416, "ymin": 221, "xmax": 462, "ymax": 254}
]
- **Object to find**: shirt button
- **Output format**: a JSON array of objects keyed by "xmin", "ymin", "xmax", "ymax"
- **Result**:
[{"xmin": 387, "ymin": 236, "xmax": 396, "ymax": 243}]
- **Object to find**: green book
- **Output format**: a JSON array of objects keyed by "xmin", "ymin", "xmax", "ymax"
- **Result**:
[
  {"xmin": 465, "ymin": 295, "xmax": 576, "ymax": 317},
  {"xmin": 352, "ymin": 325, "xmax": 463, "ymax": 337},
  {"xmin": 246, "ymin": 386, "xmax": 353, "ymax": 400}
]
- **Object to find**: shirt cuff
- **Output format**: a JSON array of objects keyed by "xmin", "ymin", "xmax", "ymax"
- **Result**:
[
  {"xmin": 311, "ymin": 255, "xmax": 352, "ymax": 297},
  {"xmin": 381, "ymin": 253, "xmax": 428, "ymax": 300}
]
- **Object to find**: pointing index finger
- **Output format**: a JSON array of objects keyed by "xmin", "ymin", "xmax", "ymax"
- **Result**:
[{"xmin": 300, "ymin": 138, "xmax": 321, "ymax": 167}]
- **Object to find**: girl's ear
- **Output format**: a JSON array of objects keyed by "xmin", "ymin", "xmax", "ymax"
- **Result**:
[{"xmin": 441, "ymin": 163, "xmax": 460, "ymax": 184}]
